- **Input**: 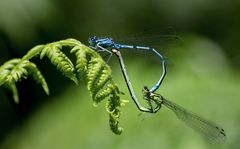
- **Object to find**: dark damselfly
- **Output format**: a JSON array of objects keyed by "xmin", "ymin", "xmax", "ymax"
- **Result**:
[{"xmin": 111, "ymin": 49, "xmax": 226, "ymax": 143}]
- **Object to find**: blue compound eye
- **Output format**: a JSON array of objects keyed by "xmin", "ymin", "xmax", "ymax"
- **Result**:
[
  {"xmin": 91, "ymin": 36, "xmax": 96, "ymax": 41},
  {"xmin": 88, "ymin": 36, "xmax": 97, "ymax": 45}
]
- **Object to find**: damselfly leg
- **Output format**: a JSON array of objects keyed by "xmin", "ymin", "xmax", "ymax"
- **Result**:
[{"xmin": 111, "ymin": 49, "xmax": 159, "ymax": 113}]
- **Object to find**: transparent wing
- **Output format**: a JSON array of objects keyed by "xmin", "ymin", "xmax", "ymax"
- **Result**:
[
  {"xmin": 162, "ymin": 98, "xmax": 227, "ymax": 143},
  {"xmin": 114, "ymin": 27, "xmax": 183, "ymax": 50}
]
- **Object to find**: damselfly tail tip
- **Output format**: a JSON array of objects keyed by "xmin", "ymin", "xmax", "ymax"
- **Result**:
[
  {"xmin": 217, "ymin": 127, "xmax": 227, "ymax": 144},
  {"xmin": 205, "ymin": 126, "xmax": 227, "ymax": 144}
]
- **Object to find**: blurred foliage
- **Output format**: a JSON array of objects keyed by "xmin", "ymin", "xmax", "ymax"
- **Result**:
[{"xmin": 0, "ymin": 0, "xmax": 240, "ymax": 149}]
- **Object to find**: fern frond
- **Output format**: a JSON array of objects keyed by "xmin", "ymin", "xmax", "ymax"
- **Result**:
[
  {"xmin": 0, "ymin": 59, "xmax": 22, "ymax": 86},
  {"xmin": 71, "ymin": 45, "xmax": 88, "ymax": 82},
  {"xmin": 4, "ymin": 81, "xmax": 19, "ymax": 103},
  {"xmin": 86, "ymin": 58, "xmax": 104, "ymax": 92},
  {"xmin": 71, "ymin": 44, "xmax": 124, "ymax": 134},
  {"xmin": 58, "ymin": 38, "xmax": 82, "ymax": 47},
  {"xmin": 8, "ymin": 60, "xmax": 29, "ymax": 82},
  {"xmin": 0, "ymin": 59, "xmax": 29, "ymax": 84},
  {"xmin": 0, "ymin": 59, "xmax": 49, "ymax": 103},
  {"xmin": 22, "ymin": 45, "xmax": 45, "ymax": 60},
  {"xmin": 106, "ymin": 89, "xmax": 123, "ymax": 134},
  {"xmin": 25, "ymin": 62, "xmax": 49, "ymax": 95},
  {"xmin": 94, "ymin": 82, "xmax": 117, "ymax": 104},
  {"xmin": 39, "ymin": 43, "xmax": 78, "ymax": 84},
  {"xmin": 0, "ymin": 38, "xmax": 125, "ymax": 135}
]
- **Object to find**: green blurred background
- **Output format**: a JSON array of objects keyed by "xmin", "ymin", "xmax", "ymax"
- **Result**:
[{"xmin": 0, "ymin": 0, "xmax": 240, "ymax": 149}]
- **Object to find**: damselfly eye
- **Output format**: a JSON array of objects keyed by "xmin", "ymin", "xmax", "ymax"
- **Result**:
[
  {"xmin": 92, "ymin": 36, "xmax": 96, "ymax": 40},
  {"xmin": 89, "ymin": 36, "xmax": 96, "ymax": 41},
  {"xmin": 88, "ymin": 36, "xmax": 97, "ymax": 45}
]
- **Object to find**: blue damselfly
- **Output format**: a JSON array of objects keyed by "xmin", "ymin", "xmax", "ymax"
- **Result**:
[{"xmin": 88, "ymin": 36, "xmax": 166, "ymax": 93}]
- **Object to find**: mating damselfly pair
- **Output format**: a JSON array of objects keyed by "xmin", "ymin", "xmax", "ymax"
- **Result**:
[{"xmin": 88, "ymin": 36, "xmax": 226, "ymax": 143}]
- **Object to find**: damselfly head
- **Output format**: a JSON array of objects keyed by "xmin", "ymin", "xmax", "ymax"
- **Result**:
[
  {"xmin": 143, "ymin": 86, "xmax": 149, "ymax": 92},
  {"xmin": 142, "ymin": 86, "xmax": 149, "ymax": 95},
  {"xmin": 88, "ymin": 36, "xmax": 97, "ymax": 45},
  {"xmin": 142, "ymin": 86, "xmax": 151, "ymax": 100}
]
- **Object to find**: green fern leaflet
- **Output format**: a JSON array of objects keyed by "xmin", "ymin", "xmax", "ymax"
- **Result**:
[{"xmin": 0, "ymin": 39, "xmax": 125, "ymax": 134}]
